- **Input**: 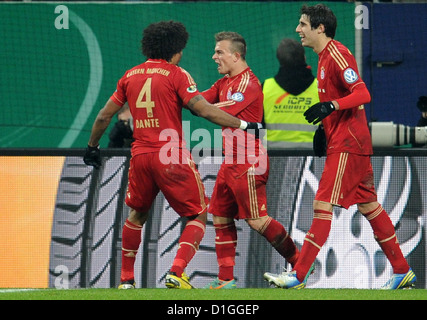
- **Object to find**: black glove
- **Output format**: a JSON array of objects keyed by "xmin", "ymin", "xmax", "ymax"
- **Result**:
[
  {"xmin": 417, "ymin": 96, "xmax": 427, "ymax": 112},
  {"xmin": 241, "ymin": 121, "xmax": 263, "ymax": 139},
  {"xmin": 313, "ymin": 125, "xmax": 326, "ymax": 157},
  {"xmin": 244, "ymin": 122, "xmax": 263, "ymax": 131},
  {"xmin": 83, "ymin": 145, "xmax": 101, "ymax": 169},
  {"xmin": 304, "ymin": 101, "xmax": 335, "ymax": 125}
]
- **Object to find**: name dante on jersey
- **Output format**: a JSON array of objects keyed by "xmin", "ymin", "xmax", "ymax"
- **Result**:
[{"xmin": 127, "ymin": 67, "xmax": 172, "ymax": 130}]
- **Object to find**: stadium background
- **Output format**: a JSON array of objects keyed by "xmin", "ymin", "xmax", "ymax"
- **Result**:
[
  {"xmin": 0, "ymin": 150, "xmax": 426, "ymax": 289},
  {"xmin": 0, "ymin": 1, "xmax": 426, "ymax": 289},
  {"xmin": 1, "ymin": 2, "xmax": 426, "ymax": 149}
]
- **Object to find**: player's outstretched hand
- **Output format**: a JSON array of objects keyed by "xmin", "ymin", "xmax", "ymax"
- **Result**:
[
  {"xmin": 83, "ymin": 145, "xmax": 101, "ymax": 169},
  {"xmin": 304, "ymin": 101, "xmax": 335, "ymax": 124},
  {"xmin": 243, "ymin": 122, "xmax": 263, "ymax": 131},
  {"xmin": 240, "ymin": 121, "xmax": 263, "ymax": 139}
]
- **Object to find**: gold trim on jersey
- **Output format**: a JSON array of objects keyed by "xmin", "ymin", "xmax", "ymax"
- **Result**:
[
  {"xmin": 112, "ymin": 93, "xmax": 124, "ymax": 105},
  {"xmin": 237, "ymin": 71, "xmax": 250, "ymax": 93},
  {"xmin": 330, "ymin": 152, "xmax": 348, "ymax": 204},
  {"xmin": 247, "ymin": 165, "xmax": 259, "ymax": 219},
  {"xmin": 215, "ymin": 71, "xmax": 252, "ymax": 109},
  {"xmin": 328, "ymin": 42, "xmax": 349, "ymax": 71},
  {"xmin": 187, "ymin": 157, "xmax": 207, "ymax": 213},
  {"xmin": 180, "ymin": 67, "xmax": 196, "ymax": 86},
  {"xmin": 215, "ymin": 100, "xmax": 236, "ymax": 108}
]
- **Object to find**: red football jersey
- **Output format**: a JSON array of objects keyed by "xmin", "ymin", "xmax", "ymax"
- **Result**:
[
  {"xmin": 110, "ymin": 59, "xmax": 200, "ymax": 156},
  {"xmin": 202, "ymin": 67, "xmax": 266, "ymax": 158},
  {"xmin": 317, "ymin": 40, "xmax": 373, "ymax": 155}
]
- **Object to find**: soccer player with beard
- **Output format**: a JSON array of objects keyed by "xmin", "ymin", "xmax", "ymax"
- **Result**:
[
  {"xmin": 83, "ymin": 21, "xmax": 261, "ymax": 289},
  {"xmin": 264, "ymin": 4, "xmax": 416, "ymax": 290},
  {"xmin": 202, "ymin": 32, "xmax": 299, "ymax": 289}
]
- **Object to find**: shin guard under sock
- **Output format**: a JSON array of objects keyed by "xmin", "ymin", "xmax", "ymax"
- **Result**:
[
  {"xmin": 214, "ymin": 222, "xmax": 237, "ymax": 281},
  {"xmin": 295, "ymin": 209, "xmax": 333, "ymax": 282},
  {"xmin": 121, "ymin": 219, "xmax": 142, "ymax": 282},
  {"xmin": 170, "ymin": 219, "xmax": 206, "ymax": 276},
  {"xmin": 363, "ymin": 205, "xmax": 409, "ymax": 274},
  {"xmin": 258, "ymin": 216, "xmax": 299, "ymax": 267}
]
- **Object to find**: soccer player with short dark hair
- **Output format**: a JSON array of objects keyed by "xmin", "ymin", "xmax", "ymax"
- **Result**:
[
  {"xmin": 84, "ymin": 21, "xmax": 261, "ymax": 289},
  {"xmin": 264, "ymin": 4, "xmax": 416, "ymax": 290}
]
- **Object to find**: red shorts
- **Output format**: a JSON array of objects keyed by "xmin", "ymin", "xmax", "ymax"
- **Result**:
[
  {"xmin": 315, "ymin": 152, "xmax": 377, "ymax": 209},
  {"xmin": 125, "ymin": 148, "xmax": 208, "ymax": 217},
  {"xmin": 208, "ymin": 154, "xmax": 269, "ymax": 220}
]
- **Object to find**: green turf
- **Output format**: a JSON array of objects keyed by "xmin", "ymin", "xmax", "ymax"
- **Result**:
[{"xmin": 0, "ymin": 288, "xmax": 426, "ymax": 300}]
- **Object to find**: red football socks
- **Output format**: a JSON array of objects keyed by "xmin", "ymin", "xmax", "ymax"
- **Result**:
[
  {"xmin": 258, "ymin": 216, "xmax": 299, "ymax": 267},
  {"xmin": 120, "ymin": 219, "xmax": 142, "ymax": 282},
  {"xmin": 294, "ymin": 209, "xmax": 333, "ymax": 282},
  {"xmin": 170, "ymin": 219, "xmax": 206, "ymax": 277},
  {"xmin": 214, "ymin": 222, "xmax": 237, "ymax": 281},
  {"xmin": 363, "ymin": 205, "xmax": 409, "ymax": 274}
]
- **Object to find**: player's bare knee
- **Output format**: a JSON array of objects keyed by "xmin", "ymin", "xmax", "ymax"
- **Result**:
[
  {"xmin": 357, "ymin": 201, "xmax": 380, "ymax": 215},
  {"xmin": 188, "ymin": 211, "xmax": 207, "ymax": 224},
  {"xmin": 128, "ymin": 208, "xmax": 149, "ymax": 226},
  {"xmin": 245, "ymin": 216, "xmax": 268, "ymax": 231},
  {"xmin": 313, "ymin": 200, "xmax": 333, "ymax": 212}
]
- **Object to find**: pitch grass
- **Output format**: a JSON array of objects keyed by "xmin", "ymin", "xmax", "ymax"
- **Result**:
[{"xmin": 0, "ymin": 288, "xmax": 426, "ymax": 300}]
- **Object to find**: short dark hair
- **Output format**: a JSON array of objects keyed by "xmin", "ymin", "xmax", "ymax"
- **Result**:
[
  {"xmin": 276, "ymin": 38, "xmax": 306, "ymax": 68},
  {"xmin": 301, "ymin": 4, "xmax": 337, "ymax": 39},
  {"xmin": 214, "ymin": 31, "xmax": 247, "ymax": 60},
  {"xmin": 141, "ymin": 20, "xmax": 189, "ymax": 61}
]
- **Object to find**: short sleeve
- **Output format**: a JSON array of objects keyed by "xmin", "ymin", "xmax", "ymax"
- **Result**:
[
  {"xmin": 110, "ymin": 75, "xmax": 127, "ymax": 107},
  {"xmin": 175, "ymin": 67, "xmax": 200, "ymax": 106}
]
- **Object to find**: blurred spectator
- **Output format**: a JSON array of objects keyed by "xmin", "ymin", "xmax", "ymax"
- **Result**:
[
  {"xmin": 108, "ymin": 104, "xmax": 133, "ymax": 148},
  {"xmin": 262, "ymin": 38, "xmax": 319, "ymax": 149}
]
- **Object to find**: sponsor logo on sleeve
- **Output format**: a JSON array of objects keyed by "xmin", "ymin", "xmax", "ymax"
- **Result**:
[
  {"xmin": 231, "ymin": 92, "xmax": 244, "ymax": 102},
  {"xmin": 344, "ymin": 68, "xmax": 358, "ymax": 84},
  {"xmin": 187, "ymin": 85, "xmax": 197, "ymax": 93}
]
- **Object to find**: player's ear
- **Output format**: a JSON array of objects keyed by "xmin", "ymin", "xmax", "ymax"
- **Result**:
[
  {"xmin": 317, "ymin": 23, "xmax": 326, "ymax": 34},
  {"xmin": 233, "ymin": 51, "xmax": 240, "ymax": 62}
]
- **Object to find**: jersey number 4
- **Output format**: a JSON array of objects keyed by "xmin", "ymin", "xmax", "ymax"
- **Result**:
[{"xmin": 136, "ymin": 78, "xmax": 155, "ymax": 118}]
